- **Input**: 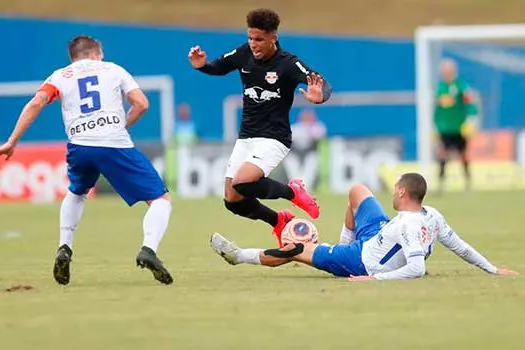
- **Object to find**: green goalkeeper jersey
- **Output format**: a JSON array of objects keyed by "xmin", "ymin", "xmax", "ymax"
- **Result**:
[{"xmin": 433, "ymin": 79, "xmax": 478, "ymax": 135}]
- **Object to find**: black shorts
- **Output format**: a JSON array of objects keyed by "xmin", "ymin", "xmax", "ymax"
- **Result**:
[{"xmin": 440, "ymin": 134, "xmax": 467, "ymax": 152}]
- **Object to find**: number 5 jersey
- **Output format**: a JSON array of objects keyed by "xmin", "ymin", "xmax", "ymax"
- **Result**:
[{"xmin": 39, "ymin": 59, "xmax": 138, "ymax": 148}]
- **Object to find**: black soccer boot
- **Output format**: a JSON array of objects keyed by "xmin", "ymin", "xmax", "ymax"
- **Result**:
[
  {"xmin": 53, "ymin": 244, "xmax": 73, "ymax": 285},
  {"xmin": 136, "ymin": 246, "xmax": 174, "ymax": 285}
]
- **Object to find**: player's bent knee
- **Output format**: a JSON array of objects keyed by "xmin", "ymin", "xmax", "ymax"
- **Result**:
[
  {"xmin": 223, "ymin": 200, "xmax": 237, "ymax": 213},
  {"xmin": 437, "ymin": 150, "xmax": 448, "ymax": 160},
  {"xmin": 349, "ymin": 184, "xmax": 374, "ymax": 211},
  {"xmin": 147, "ymin": 193, "xmax": 171, "ymax": 206},
  {"xmin": 231, "ymin": 176, "xmax": 259, "ymax": 188},
  {"xmin": 232, "ymin": 164, "xmax": 264, "ymax": 187},
  {"xmin": 65, "ymin": 190, "xmax": 87, "ymax": 202},
  {"xmin": 224, "ymin": 199, "xmax": 256, "ymax": 218},
  {"xmin": 232, "ymin": 181, "xmax": 257, "ymax": 197},
  {"xmin": 68, "ymin": 185, "xmax": 90, "ymax": 197},
  {"xmin": 224, "ymin": 178, "xmax": 244, "ymax": 202},
  {"xmin": 348, "ymin": 184, "xmax": 372, "ymax": 200},
  {"xmin": 224, "ymin": 192, "xmax": 244, "ymax": 202},
  {"xmin": 159, "ymin": 192, "xmax": 171, "ymax": 202}
]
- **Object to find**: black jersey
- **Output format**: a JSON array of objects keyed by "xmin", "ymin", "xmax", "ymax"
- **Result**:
[{"xmin": 197, "ymin": 43, "xmax": 331, "ymax": 148}]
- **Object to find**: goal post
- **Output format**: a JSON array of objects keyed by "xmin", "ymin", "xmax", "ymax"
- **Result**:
[{"xmin": 415, "ymin": 23, "xmax": 525, "ymax": 165}]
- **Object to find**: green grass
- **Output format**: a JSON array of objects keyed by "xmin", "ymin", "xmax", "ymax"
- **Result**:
[{"xmin": 0, "ymin": 191, "xmax": 524, "ymax": 350}]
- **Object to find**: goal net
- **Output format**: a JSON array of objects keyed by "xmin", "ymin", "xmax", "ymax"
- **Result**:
[{"xmin": 415, "ymin": 24, "xmax": 525, "ymax": 165}]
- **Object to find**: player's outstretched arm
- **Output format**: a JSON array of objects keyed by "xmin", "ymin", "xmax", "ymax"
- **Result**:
[
  {"xmin": 438, "ymin": 229, "xmax": 518, "ymax": 276},
  {"xmin": 290, "ymin": 58, "xmax": 332, "ymax": 104},
  {"xmin": 0, "ymin": 91, "xmax": 50, "ymax": 159},
  {"xmin": 125, "ymin": 89, "xmax": 149, "ymax": 129},
  {"xmin": 299, "ymin": 73, "xmax": 332, "ymax": 104},
  {"xmin": 188, "ymin": 46, "xmax": 239, "ymax": 76}
]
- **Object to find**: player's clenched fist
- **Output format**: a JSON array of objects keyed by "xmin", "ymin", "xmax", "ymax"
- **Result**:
[{"xmin": 188, "ymin": 46, "xmax": 207, "ymax": 69}]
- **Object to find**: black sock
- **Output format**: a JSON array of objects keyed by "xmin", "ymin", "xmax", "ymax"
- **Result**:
[
  {"xmin": 224, "ymin": 198, "xmax": 278, "ymax": 226},
  {"xmin": 251, "ymin": 199, "xmax": 278, "ymax": 226},
  {"xmin": 233, "ymin": 178, "xmax": 294, "ymax": 200},
  {"xmin": 462, "ymin": 160, "xmax": 470, "ymax": 183},
  {"xmin": 439, "ymin": 159, "xmax": 446, "ymax": 180}
]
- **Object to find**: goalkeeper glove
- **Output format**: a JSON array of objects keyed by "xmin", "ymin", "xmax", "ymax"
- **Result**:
[{"xmin": 461, "ymin": 117, "xmax": 478, "ymax": 138}]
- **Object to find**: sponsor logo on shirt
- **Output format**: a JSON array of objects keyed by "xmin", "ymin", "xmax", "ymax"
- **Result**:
[
  {"xmin": 265, "ymin": 71, "xmax": 278, "ymax": 84},
  {"xmin": 243, "ymin": 87, "xmax": 281, "ymax": 103},
  {"xmin": 69, "ymin": 115, "xmax": 122, "ymax": 136},
  {"xmin": 420, "ymin": 226, "xmax": 431, "ymax": 243}
]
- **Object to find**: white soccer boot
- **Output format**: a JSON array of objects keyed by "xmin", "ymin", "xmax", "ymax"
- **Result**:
[{"xmin": 210, "ymin": 232, "xmax": 241, "ymax": 265}]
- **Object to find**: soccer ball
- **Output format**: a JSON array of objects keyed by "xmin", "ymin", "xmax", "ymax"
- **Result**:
[{"xmin": 281, "ymin": 218, "xmax": 319, "ymax": 245}]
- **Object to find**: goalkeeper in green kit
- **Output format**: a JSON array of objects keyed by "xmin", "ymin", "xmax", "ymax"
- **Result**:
[{"xmin": 434, "ymin": 59, "xmax": 478, "ymax": 193}]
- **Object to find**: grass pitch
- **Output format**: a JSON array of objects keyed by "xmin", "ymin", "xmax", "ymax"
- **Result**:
[{"xmin": 0, "ymin": 191, "xmax": 524, "ymax": 350}]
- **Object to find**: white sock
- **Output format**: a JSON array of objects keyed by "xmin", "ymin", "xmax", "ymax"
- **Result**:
[
  {"xmin": 340, "ymin": 224, "xmax": 356, "ymax": 244},
  {"xmin": 236, "ymin": 248, "xmax": 262, "ymax": 265},
  {"xmin": 59, "ymin": 191, "xmax": 86, "ymax": 249},
  {"xmin": 143, "ymin": 198, "xmax": 172, "ymax": 252}
]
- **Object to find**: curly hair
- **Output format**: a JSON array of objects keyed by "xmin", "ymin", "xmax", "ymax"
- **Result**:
[{"xmin": 246, "ymin": 8, "xmax": 280, "ymax": 32}]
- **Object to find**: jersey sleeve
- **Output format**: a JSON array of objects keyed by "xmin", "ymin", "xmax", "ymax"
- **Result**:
[
  {"xmin": 288, "ymin": 57, "xmax": 332, "ymax": 103},
  {"xmin": 116, "ymin": 65, "xmax": 140, "ymax": 94},
  {"xmin": 197, "ymin": 45, "xmax": 246, "ymax": 76},
  {"xmin": 37, "ymin": 71, "xmax": 61, "ymax": 104},
  {"xmin": 373, "ymin": 221, "xmax": 427, "ymax": 281},
  {"xmin": 400, "ymin": 222, "xmax": 426, "ymax": 259},
  {"xmin": 437, "ymin": 219, "xmax": 497, "ymax": 274},
  {"xmin": 289, "ymin": 57, "xmax": 314, "ymax": 85}
]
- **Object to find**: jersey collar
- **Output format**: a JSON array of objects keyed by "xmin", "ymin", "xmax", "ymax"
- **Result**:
[{"xmin": 255, "ymin": 41, "xmax": 282, "ymax": 63}]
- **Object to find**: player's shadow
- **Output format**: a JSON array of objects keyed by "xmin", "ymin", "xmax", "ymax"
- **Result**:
[
  {"xmin": 265, "ymin": 274, "xmax": 333, "ymax": 280},
  {"xmin": 423, "ymin": 270, "xmax": 474, "ymax": 279}
]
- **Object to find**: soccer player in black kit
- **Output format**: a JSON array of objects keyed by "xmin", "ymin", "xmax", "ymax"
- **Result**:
[{"xmin": 188, "ymin": 8, "xmax": 332, "ymax": 247}]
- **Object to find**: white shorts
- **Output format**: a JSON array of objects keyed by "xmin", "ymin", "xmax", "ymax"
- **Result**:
[{"xmin": 225, "ymin": 138, "xmax": 290, "ymax": 178}]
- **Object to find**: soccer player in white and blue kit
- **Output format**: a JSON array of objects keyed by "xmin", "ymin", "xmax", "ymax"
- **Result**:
[
  {"xmin": 210, "ymin": 173, "xmax": 517, "ymax": 280},
  {"xmin": 0, "ymin": 36, "xmax": 174, "ymax": 285}
]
